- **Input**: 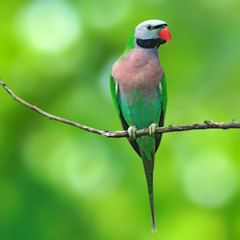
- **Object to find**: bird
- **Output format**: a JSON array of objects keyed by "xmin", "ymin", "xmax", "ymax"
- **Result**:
[{"xmin": 110, "ymin": 19, "xmax": 171, "ymax": 231}]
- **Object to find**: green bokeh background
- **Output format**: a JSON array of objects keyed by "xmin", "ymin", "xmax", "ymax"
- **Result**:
[{"xmin": 0, "ymin": 0, "xmax": 240, "ymax": 239}]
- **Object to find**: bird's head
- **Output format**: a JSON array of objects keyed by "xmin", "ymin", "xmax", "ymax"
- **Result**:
[{"xmin": 134, "ymin": 20, "xmax": 171, "ymax": 48}]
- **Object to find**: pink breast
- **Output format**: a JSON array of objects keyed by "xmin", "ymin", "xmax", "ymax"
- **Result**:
[{"xmin": 112, "ymin": 48, "xmax": 163, "ymax": 91}]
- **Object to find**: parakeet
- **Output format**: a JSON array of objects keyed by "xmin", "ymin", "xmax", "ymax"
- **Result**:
[{"xmin": 110, "ymin": 20, "xmax": 171, "ymax": 231}]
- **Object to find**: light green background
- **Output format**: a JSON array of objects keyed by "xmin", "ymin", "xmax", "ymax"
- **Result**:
[{"xmin": 0, "ymin": 0, "xmax": 240, "ymax": 239}]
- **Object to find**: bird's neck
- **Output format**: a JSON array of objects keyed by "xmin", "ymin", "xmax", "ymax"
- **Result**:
[{"xmin": 134, "ymin": 38, "xmax": 159, "ymax": 56}]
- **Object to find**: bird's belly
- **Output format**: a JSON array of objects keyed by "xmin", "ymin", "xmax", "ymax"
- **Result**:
[{"xmin": 120, "ymin": 88, "xmax": 161, "ymax": 129}]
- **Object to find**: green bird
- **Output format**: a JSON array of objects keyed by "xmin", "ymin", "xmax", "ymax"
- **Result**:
[{"xmin": 110, "ymin": 19, "xmax": 171, "ymax": 231}]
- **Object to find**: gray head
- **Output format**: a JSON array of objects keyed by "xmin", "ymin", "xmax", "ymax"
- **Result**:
[{"xmin": 134, "ymin": 20, "xmax": 171, "ymax": 48}]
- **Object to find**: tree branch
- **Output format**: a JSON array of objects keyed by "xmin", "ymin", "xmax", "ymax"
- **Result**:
[{"xmin": 1, "ymin": 78, "xmax": 240, "ymax": 138}]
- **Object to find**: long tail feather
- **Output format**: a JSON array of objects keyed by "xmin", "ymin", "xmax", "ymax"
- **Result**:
[{"xmin": 140, "ymin": 149, "xmax": 156, "ymax": 232}]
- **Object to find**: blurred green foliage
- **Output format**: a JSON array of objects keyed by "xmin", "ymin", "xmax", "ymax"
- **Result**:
[{"xmin": 0, "ymin": 0, "xmax": 240, "ymax": 239}]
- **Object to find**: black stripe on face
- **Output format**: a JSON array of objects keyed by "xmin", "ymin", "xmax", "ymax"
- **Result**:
[
  {"xmin": 136, "ymin": 38, "xmax": 166, "ymax": 48},
  {"xmin": 152, "ymin": 23, "xmax": 167, "ymax": 30}
]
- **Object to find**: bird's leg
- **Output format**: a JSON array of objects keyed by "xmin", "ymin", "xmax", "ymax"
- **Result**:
[
  {"xmin": 149, "ymin": 123, "xmax": 158, "ymax": 138},
  {"xmin": 128, "ymin": 126, "xmax": 138, "ymax": 140}
]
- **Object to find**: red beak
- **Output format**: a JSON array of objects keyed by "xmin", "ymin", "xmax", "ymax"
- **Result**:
[{"xmin": 158, "ymin": 27, "xmax": 171, "ymax": 45}]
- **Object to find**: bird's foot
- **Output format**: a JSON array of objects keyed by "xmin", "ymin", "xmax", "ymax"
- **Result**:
[
  {"xmin": 149, "ymin": 123, "xmax": 158, "ymax": 138},
  {"xmin": 128, "ymin": 126, "xmax": 138, "ymax": 140}
]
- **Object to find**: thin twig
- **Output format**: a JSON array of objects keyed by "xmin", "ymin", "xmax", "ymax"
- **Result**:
[{"xmin": 1, "ymin": 78, "xmax": 240, "ymax": 138}]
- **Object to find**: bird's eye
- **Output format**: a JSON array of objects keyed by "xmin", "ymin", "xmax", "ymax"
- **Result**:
[{"xmin": 146, "ymin": 25, "xmax": 152, "ymax": 30}]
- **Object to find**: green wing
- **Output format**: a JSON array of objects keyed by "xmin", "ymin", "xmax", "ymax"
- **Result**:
[
  {"xmin": 110, "ymin": 73, "xmax": 142, "ymax": 156},
  {"xmin": 110, "ymin": 74, "xmax": 120, "ymax": 115},
  {"xmin": 155, "ymin": 72, "xmax": 167, "ymax": 152},
  {"xmin": 160, "ymin": 72, "xmax": 167, "ymax": 115}
]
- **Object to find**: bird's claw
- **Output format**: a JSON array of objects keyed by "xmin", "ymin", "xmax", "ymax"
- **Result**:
[
  {"xmin": 149, "ymin": 123, "xmax": 158, "ymax": 138},
  {"xmin": 128, "ymin": 126, "xmax": 137, "ymax": 140}
]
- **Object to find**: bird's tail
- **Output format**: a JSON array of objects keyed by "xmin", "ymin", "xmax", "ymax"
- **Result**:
[{"xmin": 140, "ymin": 148, "xmax": 156, "ymax": 232}]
